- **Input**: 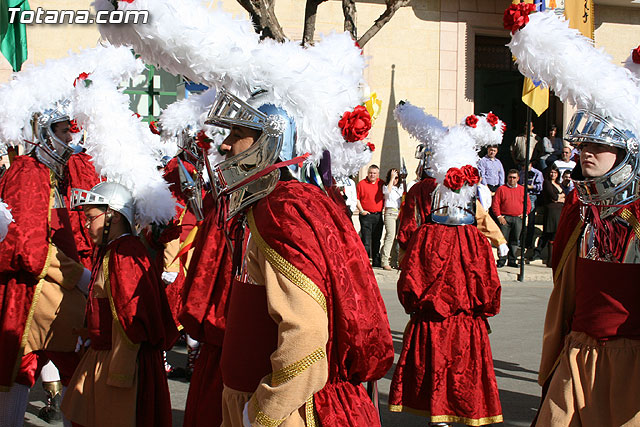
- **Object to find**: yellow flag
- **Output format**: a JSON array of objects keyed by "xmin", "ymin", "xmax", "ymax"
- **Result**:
[
  {"xmin": 564, "ymin": 0, "xmax": 594, "ymax": 39},
  {"xmin": 522, "ymin": 77, "xmax": 549, "ymax": 117}
]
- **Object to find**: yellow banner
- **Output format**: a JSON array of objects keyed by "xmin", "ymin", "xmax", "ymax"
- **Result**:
[
  {"xmin": 522, "ymin": 77, "xmax": 549, "ymax": 117},
  {"xmin": 564, "ymin": 0, "xmax": 594, "ymax": 39}
]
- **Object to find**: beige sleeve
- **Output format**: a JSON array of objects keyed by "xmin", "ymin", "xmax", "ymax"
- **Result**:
[
  {"xmin": 475, "ymin": 201, "xmax": 507, "ymax": 247},
  {"xmin": 106, "ymin": 318, "xmax": 141, "ymax": 388},
  {"xmin": 163, "ymin": 237, "xmax": 181, "ymax": 273},
  {"xmin": 45, "ymin": 244, "xmax": 86, "ymax": 290},
  {"xmin": 245, "ymin": 238, "xmax": 329, "ymax": 427}
]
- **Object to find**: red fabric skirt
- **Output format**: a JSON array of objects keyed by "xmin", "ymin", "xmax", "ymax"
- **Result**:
[
  {"xmin": 314, "ymin": 380, "xmax": 381, "ymax": 427},
  {"xmin": 389, "ymin": 313, "xmax": 502, "ymax": 425},
  {"xmin": 136, "ymin": 346, "xmax": 172, "ymax": 427},
  {"xmin": 183, "ymin": 343, "xmax": 223, "ymax": 427}
]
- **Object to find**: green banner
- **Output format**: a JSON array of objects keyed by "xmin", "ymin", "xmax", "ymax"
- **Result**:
[{"xmin": 0, "ymin": 0, "xmax": 30, "ymax": 72}]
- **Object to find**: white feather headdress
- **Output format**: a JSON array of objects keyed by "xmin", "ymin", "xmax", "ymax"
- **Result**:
[
  {"xmin": 95, "ymin": 0, "xmax": 372, "ymax": 177},
  {"xmin": 0, "ymin": 199, "xmax": 13, "ymax": 242},
  {"xmin": 70, "ymin": 54, "xmax": 176, "ymax": 226},
  {"xmin": 0, "ymin": 45, "xmax": 141, "ymax": 147},
  {"xmin": 508, "ymin": 10, "xmax": 640, "ymax": 137},
  {"xmin": 395, "ymin": 102, "xmax": 505, "ymax": 208}
]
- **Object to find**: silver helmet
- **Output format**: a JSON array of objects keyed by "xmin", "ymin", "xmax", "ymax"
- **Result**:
[
  {"xmin": 430, "ymin": 184, "xmax": 476, "ymax": 226},
  {"xmin": 566, "ymin": 110, "xmax": 640, "ymax": 210},
  {"xmin": 204, "ymin": 89, "xmax": 296, "ymax": 219},
  {"xmin": 71, "ymin": 181, "xmax": 137, "ymax": 236},
  {"xmin": 31, "ymin": 100, "xmax": 77, "ymax": 179}
]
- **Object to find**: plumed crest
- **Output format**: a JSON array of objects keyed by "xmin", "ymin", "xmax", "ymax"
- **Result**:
[
  {"xmin": 0, "ymin": 199, "xmax": 13, "ymax": 242},
  {"xmin": 96, "ymin": 0, "xmax": 370, "ymax": 177},
  {"xmin": 159, "ymin": 89, "xmax": 218, "ymax": 137},
  {"xmin": 462, "ymin": 113, "xmax": 505, "ymax": 148},
  {"xmin": 71, "ymin": 55, "xmax": 176, "ymax": 227},
  {"xmin": 394, "ymin": 101, "xmax": 446, "ymax": 147},
  {"xmin": 508, "ymin": 10, "xmax": 640, "ymax": 136},
  {"xmin": 0, "ymin": 45, "xmax": 140, "ymax": 146},
  {"xmin": 623, "ymin": 47, "xmax": 640, "ymax": 81}
]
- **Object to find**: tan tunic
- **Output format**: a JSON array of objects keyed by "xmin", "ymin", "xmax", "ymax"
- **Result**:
[
  {"xmin": 221, "ymin": 237, "xmax": 329, "ymax": 427},
  {"xmin": 61, "ymin": 259, "xmax": 140, "ymax": 427}
]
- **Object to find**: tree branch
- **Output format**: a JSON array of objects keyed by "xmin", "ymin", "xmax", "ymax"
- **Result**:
[
  {"xmin": 301, "ymin": 0, "xmax": 327, "ymax": 46},
  {"xmin": 237, "ymin": 0, "xmax": 287, "ymax": 42},
  {"xmin": 342, "ymin": 0, "xmax": 357, "ymax": 40},
  {"xmin": 357, "ymin": 0, "xmax": 410, "ymax": 47}
]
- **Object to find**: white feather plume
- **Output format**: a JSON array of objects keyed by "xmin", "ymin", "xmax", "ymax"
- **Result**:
[
  {"xmin": 71, "ymin": 55, "xmax": 176, "ymax": 226},
  {"xmin": 508, "ymin": 10, "xmax": 640, "ymax": 136},
  {"xmin": 0, "ymin": 45, "xmax": 141, "ymax": 146},
  {"xmin": 95, "ymin": 0, "xmax": 370, "ymax": 177},
  {"xmin": 393, "ymin": 101, "xmax": 446, "ymax": 146},
  {"xmin": 623, "ymin": 48, "xmax": 640, "ymax": 81},
  {"xmin": 0, "ymin": 199, "xmax": 14, "ymax": 242}
]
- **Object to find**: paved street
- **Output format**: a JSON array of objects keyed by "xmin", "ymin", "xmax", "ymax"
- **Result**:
[{"xmin": 24, "ymin": 265, "xmax": 552, "ymax": 427}]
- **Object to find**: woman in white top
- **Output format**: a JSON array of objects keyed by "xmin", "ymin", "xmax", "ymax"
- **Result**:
[{"xmin": 381, "ymin": 168, "xmax": 405, "ymax": 270}]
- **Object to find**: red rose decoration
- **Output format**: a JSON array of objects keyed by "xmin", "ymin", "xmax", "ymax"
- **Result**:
[
  {"xmin": 465, "ymin": 115, "xmax": 479, "ymax": 128},
  {"xmin": 461, "ymin": 165, "xmax": 480, "ymax": 186},
  {"xmin": 196, "ymin": 130, "xmax": 212, "ymax": 151},
  {"xmin": 73, "ymin": 72, "xmax": 90, "ymax": 87},
  {"xmin": 366, "ymin": 141, "xmax": 375, "ymax": 152},
  {"xmin": 338, "ymin": 105, "xmax": 372, "ymax": 142},
  {"xmin": 502, "ymin": 122, "xmax": 507, "ymax": 133},
  {"xmin": 486, "ymin": 112, "xmax": 499, "ymax": 127},
  {"xmin": 69, "ymin": 119, "xmax": 81, "ymax": 134},
  {"xmin": 444, "ymin": 167, "xmax": 465, "ymax": 191},
  {"xmin": 503, "ymin": 3, "xmax": 536, "ymax": 34},
  {"xmin": 633, "ymin": 45, "xmax": 640, "ymax": 65},
  {"xmin": 149, "ymin": 121, "xmax": 161, "ymax": 135}
]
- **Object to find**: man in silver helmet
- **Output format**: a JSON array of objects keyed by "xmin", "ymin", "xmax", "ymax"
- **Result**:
[
  {"xmin": 536, "ymin": 110, "xmax": 640, "ymax": 426},
  {"xmin": 0, "ymin": 104, "xmax": 92, "ymax": 426},
  {"xmin": 195, "ymin": 89, "xmax": 393, "ymax": 427}
]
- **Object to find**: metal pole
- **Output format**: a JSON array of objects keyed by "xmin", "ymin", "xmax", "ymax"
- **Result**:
[{"xmin": 518, "ymin": 107, "xmax": 532, "ymax": 282}]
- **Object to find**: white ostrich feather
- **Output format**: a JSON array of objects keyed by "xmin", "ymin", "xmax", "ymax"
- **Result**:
[
  {"xmin": 393, "ymin": 101, "xmax": 446, "ymax": 146},
  {"xmin": 508, "ymin": 10, "xmax": 640, "ymax": 136},
  {"xmin": 71, "ymin": 55, "xmax": 176, "ymax": 226},
  {"xmin": 0, "ymin": 199, "xmax": 14, "ymax": 242},
  {"xmin": 159, "ymin": 88, "xmax": 218, "ymax": 137},
  {"xmin": 0, "ymin": 45, "xmax": 141, "ymax": 146},
  {"xmin": 623, "ymin": 49, "xmax": 640, "ymax": 81},
  {"xmin": 95, "ymin": 0, "xmax": 369, "ymax": 178}
]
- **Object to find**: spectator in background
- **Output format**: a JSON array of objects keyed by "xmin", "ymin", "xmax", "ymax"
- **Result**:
[
  {"xmin": 380, "ymin": 168, "xmax": 404, "ymax": 271},
  {"xmin": 533, "ymin": 165, "xmax": 565, "ymax": 262},
  {"xmin": 561, "ymin": 170, "xmax": 574, "ymax": 195},
  {"xmin": 519, "ymin": 161, "xmax": 544, "ymax": 260},
  {"xmin": 512, "ymin": 122, "xmax": 544, "ymax": 169},
  {"xmin": 356, "ymin": 164, "xmax": 385, "ymax": 267},
  {"xmin": 539, "ymin": 125, "xmax": 564, "ymax": 170},
  {"xmin": 553, "ymin": 146, "xmax": 576, "ymax": 176},
  {"xmin": 478, "ymin": 145, "xmax": 505, "ymax": 193},
  {"xmin": 492, "ymin": 169, "xmax": 532, "ymax": 267}
]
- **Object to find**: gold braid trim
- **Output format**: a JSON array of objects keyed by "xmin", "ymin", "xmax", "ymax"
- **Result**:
[
  {"xmin": 619, "ymin": 209, "xmax": 640, "ymax": 241},
  {"xmin": 305, "ymin": 395, "xmax": 318, "ymax": 427},
  {"xmin": 252, "ymin": 396, "xmax": 286, "ymax": 427},
  {"xmin": 553, "ymin": 220, "xmax": 584, "ymax": 284},
  {"xmin": 104, "ymin": 251, "xmax": 138, "ymax": 350},
  {"xmin": 388, "ymin": 404, "xmax": 503, "ymax": 426},
  {"xmin": 247, "ymin": 209, "xmax": 327, "ymax": 313},
  {"xmin": 271, "ymin": 347, "xmax": 326, "ymax": 387}
]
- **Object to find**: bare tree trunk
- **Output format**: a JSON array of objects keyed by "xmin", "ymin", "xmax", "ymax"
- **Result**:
[
  {"xmin": 357, "ymin": 0, "xmax": 410, "ymax": 47},
  {"xmin": 342, "ymin": 0, "xmax": 357, "ymax": 40},
  {"xmin": 301, "ymin": 0, "xmax": 327, "ymax": 46},
  {"xmin": 237, "ymin": 0, "xmax": 287, "ymax": 42}
]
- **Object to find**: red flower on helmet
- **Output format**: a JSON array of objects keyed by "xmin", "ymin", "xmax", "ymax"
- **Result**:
[
  {"xmin": 444, "ymin": 167, "xmax": 465, "ymax": 191},
  {"xmin": 633, "ymin": 45, "xmax": 640, "ymax": 65},
  {"xmin": 503, "ymin": 3, "xmax": 536, "ymax": 34},
  {"xmin": 339, "ymin": 105, "xmax": 372, "ymax": 142},
  {"xmin": 69, "ymin": 119, "xmax": 81, "ymax": 133},
  {"xmin": 149, "ymin": 121, "xmax": 161, "ymax": 135},
  {"xmin": 461, "ymin": 165, "xmax": 480, "ymax": 186},
  {"xmin": 486, "ymin": 112, "xmax": 499, "ymax": 128},
  {"xmin": 196, "ymin": 130, "xmax": 212, "ymax": 151},
  {"xmin": 73, "ymin": 72, "xmax": 90, "ymax": 87},
  {"xmin": 366, "ymin": 141, "xmax": 376, "ymax": 152},
  {"xmin": 465, "ymin": 115, "xmax": 479, "ymax": 128}
]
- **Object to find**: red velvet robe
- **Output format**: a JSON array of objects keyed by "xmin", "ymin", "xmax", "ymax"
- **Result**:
[
  {"xmin": 396, "ymin": 177, "xmax": 437, "ymax": 251},
  {"xmin": 389, "ymin": 219, "xmax": 503, "ymax": 423},
  {"xmin": 0, "ymin": 156, "xmax": 54, "ymax": 389},
  {"xmin": 100, "ymin": 235, "xmax": 179, "ymax": 427},
  {"xmin": 250, "ymin": 180, "xmax": 394, "ymax": 426},
  {"xmin": 178, "ymin": 195, "xmax": 233, "ymax": 427}
]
